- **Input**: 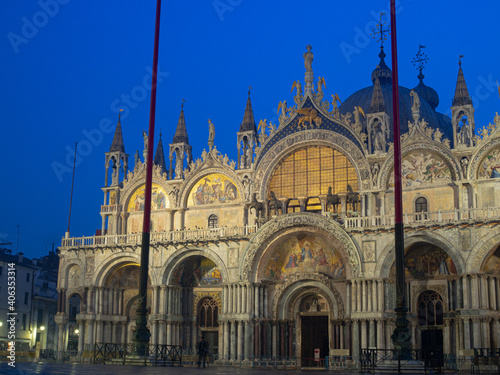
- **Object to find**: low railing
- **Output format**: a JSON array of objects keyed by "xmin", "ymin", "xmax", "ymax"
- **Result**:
[
  {"xmin": 93, "ymin": 343, "xmax": 182, "ymax": 366},
  {"xmin": 100, "ymin": 205, "xmax": 120, "ymax": 213},
  {"xmin": 360, "ymin": 348, "xmax": 442, "ymax": 373},
  {"xmin": 62, "ymin": 225, "xmax": 258, "ymax": 248},
  {"xmin": 345, "ymin": 206, "xmax": 500, "ymax": 230},
  {"xmin": 471, "ymin": 348, "xmax": 500, "ymax": 374}
]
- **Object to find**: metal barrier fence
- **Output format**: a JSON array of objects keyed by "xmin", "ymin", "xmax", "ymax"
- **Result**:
[
  {"xmin": 471, "ymin": 348, "xmax": 500, "ymax": 374},
  {"xmin": 93, "ymin": 343, "xmax": 182, "ymax": 366},
  {"xmin": 360, "ymin": 348, "xmax": 443, "ymax": 373}
]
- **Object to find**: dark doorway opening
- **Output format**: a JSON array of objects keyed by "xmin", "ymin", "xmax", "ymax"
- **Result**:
[
  {"xmin": 301, "ymin": 316, "xmax": 329, "ymax": 367},
  {"xmin": 421, "ymin": 329, "xmax": 443, "ymax": 368}
]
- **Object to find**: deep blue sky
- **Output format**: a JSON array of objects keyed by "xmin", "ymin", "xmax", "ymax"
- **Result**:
[{"xmin": 1, "ymin": 1, "xmax": 499, "ymax": 259}]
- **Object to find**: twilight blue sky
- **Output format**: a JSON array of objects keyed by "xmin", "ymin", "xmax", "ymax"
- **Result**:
[{"xmin": 1, "ymin": 1, "xmax": 499, "ymax": 258}]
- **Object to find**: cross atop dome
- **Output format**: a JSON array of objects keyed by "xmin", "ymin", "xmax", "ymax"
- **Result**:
[
  {"xmin": 371, "ymin": 12, "xmax": 390, "ymax": 48},
  {"xmin": 412, "ymin": 45, "xmax": 429, "ymax": 81}
]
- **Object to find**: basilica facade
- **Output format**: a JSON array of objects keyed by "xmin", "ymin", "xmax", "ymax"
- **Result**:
[{"xmin": 56, "ymin": 45, "xmax": 500, "ymax": 365}]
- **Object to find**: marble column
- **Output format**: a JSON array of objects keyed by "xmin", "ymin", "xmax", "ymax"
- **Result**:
[
  {"xmin": 361, "ymin": 320, "xmax": 367, "ymax": 349},
  {"xmin": 121, "ymin": 323, "xmax": 127, "ymax": 345},
  {"xmin": 166, "ymin": 322, "xmax": 172, "ymax": 345},
  {"xmin": 191, "ymin": 322, "xmax": 197, "ymax": 351},
  {"xmin": 230, "ymin": 321, "xmax": 237, "ymax": 360},
  {"xmin": 462, "ymin": 276, "xmax": 470, "ymax": 309},
  {"xmin": 376, "ymin": 319, "xmax": 384, "ymax": 349},
  {"xmin": 472, "ymin": 318, "xmax": 481, "ymax": 348},
  {"xmin": 443, "ymin": 319, "xmax": 450, "ymax": 354},
  {"xmin": 463, "ymin": 318, "xmax": 471, "ymax": 349},
  {"xmin": 471, "ymin": 275, "xmax": 479, "ymax": 309},
  {"xmin": 78, "ymin": 320, "xmax": 84, "ymax": 352},
  {"xmin": 368, "ymin": 320, "xmax": 375, "ymax": 348},
  {"xmin": 352, "ymin": 320, "xmax": 360, "ymax": 359},
  {"xmin": 224, "ymin": 321, "xmax": 230, "ymax": 360},
  {"xmin": 57, "ymin": 323, "xmax": 65, "ymax": 356},
  {"xmin": 352, "ymin": 281, "xmax": 357, "ymax": 312},
  {"xmin": 237, "ymin": 321, "xmax": 244, "ymax": 360},
  {"xmin": 378, "ymin": 280, "xmax": 384, "ymax": 312},
  {"xmin": 489, "ymin": 277, "xmax": 497, "ymax": 311},
  {"xmin": 272, "ymin": 322, "xmax": 277, "ymax": 358},
  {"xmin": 244, "ymin": 321, "xmax": 252, "ymax": 360},
  {"xmin": 480, "ymin": 275, "xmax": 489, "ymax": 309}
]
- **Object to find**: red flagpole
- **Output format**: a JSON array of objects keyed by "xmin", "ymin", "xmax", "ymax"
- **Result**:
[
  {"xmin": 390, "ymin": 0, "xmax": 411, "ymax": 358},
  {"xmin": 134, "ymin": 0, "xmax": 162, "ymax": 353}
]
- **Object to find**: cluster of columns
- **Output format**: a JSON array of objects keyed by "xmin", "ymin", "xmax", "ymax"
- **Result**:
[{"xmin": 350, "ymin": 279, "xmax": 386, "ymax": 313}]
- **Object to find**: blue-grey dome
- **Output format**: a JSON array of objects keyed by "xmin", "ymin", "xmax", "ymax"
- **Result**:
[{"xmin": 339, "ymin": 51, "xmax": 453, "ymax": 143}]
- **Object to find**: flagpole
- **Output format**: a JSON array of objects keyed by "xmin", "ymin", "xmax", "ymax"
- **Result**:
[
  {"xmin": 133, "ymin": 0, "xmax": 162, "ymax": 355},
  {"xmin": 389, "ymin": 0, "xmax": 411, "ymax": 359},
  {"xmin": 66, "ymin": 142, "xmax": 78, "ymax": 237}
]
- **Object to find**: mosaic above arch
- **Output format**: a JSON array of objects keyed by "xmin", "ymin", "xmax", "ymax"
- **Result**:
[
  {"xmin": 127, "ymin": 183, "xmax": 169, "ymax": 212},
  {"xmin": 478, "ymin": 147, "xmax": 500, "ymax": 179},
  {"xmin": 187, "ymin": 173, "xmax": 239, "ymax": 207},
  {"xmin": 171, "ymin": 256, "xmax": 222, "ymax": 287},
  {"xmin": 388, "ymin": 151, "xmax": 452, "ymax": 188},
  {"xmin": 106, "ymin": 264, "xmax": 151, "ymax": 288},
  {"xmin": 390, "ymin": 243, "xmax": 457, "ymax": 279},
  {"xmin": 260, "ymin": 234, "xmax": 345, "ymax": 280},
  {"xmin": 482, "ymin": 246, "xmax": 500, "ymax": 274}
]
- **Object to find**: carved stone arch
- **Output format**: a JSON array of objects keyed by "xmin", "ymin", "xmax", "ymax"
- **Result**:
[
  {"xmin": 65, "ymin": 290, "xmax": 83, "ymax": 318},
  {"xmin": 375, "ymin": 232, "xmax": 464, "ymax": 278},
  {"xmin": 469, "ymin": 137, "xmax": 500, "ymax": 180},
  {"xmin": 161, "ymin": 247, "xmax": 228, "ymax": 285},
  {"xmin": 254, "ymin": 130, "xmax": 370, "ymax": 197},
  {"xmin": 240, "ymin": 212, "xmax": 362, "ymax": 281},
  {"xmin": 60, "ymin": 260, "xmax": 84, "ymax": 289},
  {"xmin": 179, "ymin": 167, "xmax": 244, "ymax": 209},
  {"xmin": 378, "ymin": 143, "xmax": 461, "ymax": 189},
  {"xmin": 288, "ymin": 286, "xmax": 334, "ymax": 319},
  {"xmin": 271, "ymin": 274, "xmax": 345, "ymax": 320},
  {"xmin": 466, "ymin": 231, "xmax": 500, "ymax": 273},
  {"xmin": 92, "ymin": 253, "xmax": 141, "ymax": 287},
  {"xmin": 192, "ymin": 291, "xmax": 222, "ymax": 318}
]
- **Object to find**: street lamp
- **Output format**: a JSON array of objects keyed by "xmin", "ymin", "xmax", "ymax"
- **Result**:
[
  {"xmin": 40, "ymin": 326, "xmax": 45, "ymax": 331},
  {"xmin": 0, "ymin": 322, "xmax": 3, "ymax": 327},
  {"xmin": 74, "ymin": 329, "xmax": 79, "ymax": 335}
]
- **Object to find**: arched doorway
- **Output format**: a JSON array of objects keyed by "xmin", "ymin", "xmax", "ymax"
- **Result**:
[
  {"xmin": 299, "ymin": 294, "xmax": 329, "ymax": 367},
  {"xmin": 418, "ymin": 290, "xmax": 444, "ymax": 363},
  {"xmin": 197, "ymin": 297, "xmax": 219, "ymax": 355}
]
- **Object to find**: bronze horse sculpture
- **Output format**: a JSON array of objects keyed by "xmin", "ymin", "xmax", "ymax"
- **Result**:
[
  {"xmin": 248, "ymin": 193, "xmax": 264, "ymax": 218},
  {"xmin": 347, "ymin": 184, "xmax": 360, "ymax": 212},
  {"xmin": 268, "ymin": 191, "xmax": 283, "ymax": 215},
  {"xmin": 326, "ymin": 186, "xmax": 340, "ymax": 212}
]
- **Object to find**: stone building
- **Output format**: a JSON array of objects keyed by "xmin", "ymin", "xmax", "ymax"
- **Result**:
[{"xmin": 56, "ymin": 44, "xmax": 500, "ymax": 365}]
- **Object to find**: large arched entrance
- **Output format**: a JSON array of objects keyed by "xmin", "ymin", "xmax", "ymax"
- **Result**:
[
  {"xmin": 417, "ymin": 290, "xmax": 444, "ymax": 358},
  {"xmin": 169, "ymin": 255, "xmax": 223, "ymax": 354}
]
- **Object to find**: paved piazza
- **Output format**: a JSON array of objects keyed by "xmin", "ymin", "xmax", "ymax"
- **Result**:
[{"xmin": 0, "ymin": 363, "xmax": 460, "ymax": 375}]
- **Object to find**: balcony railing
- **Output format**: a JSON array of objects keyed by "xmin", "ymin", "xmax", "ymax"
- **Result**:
[
  {"xmin": 62, "ymin": 207, "xmax": 500, "ymax": 249},
  {"xmin": 344, "ymin": 206, "xmax": 500, "ymax": 230},
  {"xmin": 100, "ymin": 205, "xmax": 121, "ymax": 213},
  {"xmin": 61, "ymin": 225, "xmax": 258, "ymax": 248}
]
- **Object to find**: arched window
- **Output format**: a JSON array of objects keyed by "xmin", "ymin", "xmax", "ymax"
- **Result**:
[
  {"xmin": 199, "ymin": 298, "xmax": 218, "ymax": 328},
  {"xmin": 208, "ymin": 214, "xmax": 218, "ymax": 229},
  {"xmin": 418, "ymin": 291, "xmax": 443, "ymax": 326},
  {"xmin": 415, "ymin": 197, "xmax": 428, "ymax": 221}
]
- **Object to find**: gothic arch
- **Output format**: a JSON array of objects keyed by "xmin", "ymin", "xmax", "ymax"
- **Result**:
[
  {"xmin": 121, "ymin": 177, "xmax": 171, "ymax": 213},
  {"xmin": 375, "ymin": 232, "xmax": 464, "ymax": 278},
  {"xmin": 254, "ymin": 130, "xmax": 371, "ymax": 198},
  {"xmin": 272, "ymin": 274, "xmax": 345, "ymax": 320},
  {"xmin": 466, "ymin": 231, "xmax": 500, "ymax": 273},
  {"xmin": 240, "ymin": 212, "xmax": 362, "ymax": 281},
  {"xmin": 161, "ymin": 247, "xmax": 228, "ymax": 285}
]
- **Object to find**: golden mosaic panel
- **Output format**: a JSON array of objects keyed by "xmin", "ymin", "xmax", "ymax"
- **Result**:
[
  {"xmin": 127, "ymin": 183, "xmax": 169, "ymax": 212},
  {"xmin": 188, "ymin": 173, "xmax": 239, "ymax": 207},
  {"xmin": 268, "ymin": 146, "xmax": 358, "ymax": 199}
]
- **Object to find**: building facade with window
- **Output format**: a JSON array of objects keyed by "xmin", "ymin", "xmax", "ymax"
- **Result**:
[{"xmin": 56, "ymin": 45, "xmax": 500, "ymax": 365}]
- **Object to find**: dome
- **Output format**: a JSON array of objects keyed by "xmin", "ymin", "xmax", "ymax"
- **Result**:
[
  {"xmin": 339, "ymin": 50, "xmax": 453, "ymax": 143},
  {"xmin": 413, "ymin": 72, "xmax": 439, "ymax": 110}
]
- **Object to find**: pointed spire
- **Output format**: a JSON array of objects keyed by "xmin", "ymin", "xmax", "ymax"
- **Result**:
[
  {"xmin": 172, "ymin": 102, "xmax": 189, "ymax": 144},
  {"xmin": 239, "ymin": 89, "xmax": 257, "ymax": 132},
  {"xmin": 109, "ymin": 110, "xmax": 125, "ymax": 152},
  {"xmin": 370, "ymin": 77, "xmax": 386, "ymax": 113},
  {"xmin": 452, "ymin": 56, "xmax": 472, "ymax": 106},
  {"xmin": 154, "ymin": 132, "xmax": 167, "ymax": 175}
]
